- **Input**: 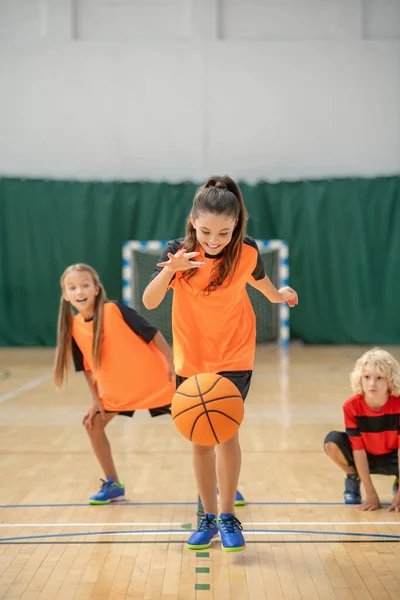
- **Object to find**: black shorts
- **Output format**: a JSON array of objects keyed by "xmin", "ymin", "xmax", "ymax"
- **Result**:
[
  {"xmin": 105, "ymin": 404, "xmax": 171, "ymax": 418},
  {"xmin": 176, "ymin": 370, "xmax": 252, "ymax": 401},
  {"xmin": 324, "ymin": 431, "xmax": 399, "ymax": 476}
]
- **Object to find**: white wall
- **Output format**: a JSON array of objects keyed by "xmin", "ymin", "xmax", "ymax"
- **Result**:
[{"xmin": 0, "ymin": 0, "xmax": 399, "ymax": 182}]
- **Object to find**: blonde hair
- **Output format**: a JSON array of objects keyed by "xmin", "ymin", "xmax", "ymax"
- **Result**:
[
  {"xmin": 53, "ymin": 264, "xmax": 107, "ymax": 389},
  {"xmin": 350, "ymin": 347, "xmax": 400, "ymax": 396}
]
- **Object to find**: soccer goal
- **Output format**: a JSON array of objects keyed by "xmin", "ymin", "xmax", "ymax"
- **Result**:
[{"xmin": 122, "ymin": 240, "xmax": 289, "ymax": 349}]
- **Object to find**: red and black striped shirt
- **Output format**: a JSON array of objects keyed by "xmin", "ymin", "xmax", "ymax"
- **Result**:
[{"xmin": 343, "ymin": 394, "xmax": 400, "ymax": 455}]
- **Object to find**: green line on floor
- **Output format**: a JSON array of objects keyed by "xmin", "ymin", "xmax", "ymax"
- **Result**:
[{"xmin": 195, "ymin": 583, "xmax": 211, "ymax": 590}]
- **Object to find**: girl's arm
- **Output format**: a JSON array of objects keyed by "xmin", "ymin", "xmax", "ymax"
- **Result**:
[
  {"xmin": 143, "ymin": 249, "xmax": 205, "ymax": 309},
  {"xmin": 248, "ymin": 276, "xmax": 298, "ymax": 307},
  {"xmin": 82, "ymin": 370, "xmax": 105, "ymax": 427},
  {"xmin": 143, "ymin": 267, "xmax": 175, "ymax": 310},
  {"xmin": 152, "ymin": 331, "xmax": 175, "ymax": 382}
]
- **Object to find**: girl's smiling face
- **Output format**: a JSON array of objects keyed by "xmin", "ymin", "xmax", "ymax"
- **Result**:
[
  {"xmin": 63, "ymin": 270, "xmax": 99, "ymax": 317},
  {"xmin": 190, "ymin": 211, "xmax": 237, "ymax": 255}
]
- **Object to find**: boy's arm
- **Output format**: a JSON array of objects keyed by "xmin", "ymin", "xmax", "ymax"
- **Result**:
[
  {"xmin": 352, "ymin": 450, "xmax": 380, "ymax": 510},
  {"xmin": 388, "ymin": 425, "xmax": 400, "ymax": 512},
  {"xmin": 344, "ymin": 402, "xmax": 380, "ymax": 511}
]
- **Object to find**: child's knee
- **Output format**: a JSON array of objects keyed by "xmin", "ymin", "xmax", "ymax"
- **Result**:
[
  {"xmin": 84, "ymin": 420, "xmax": 95, "ymax": 435},
  {"xmin": 85, "ymin": 413, "xmax": 104, "ymax": 435},
  {"xmin": 324, "ymin": 431, "xmax": 343, "ymax": 453},
  {"xmin": 220, "ymin": 433, "xmax": 240, "ymax": 450},
  {"xmin": 193, "ymin": 443, "xmax": 214, "ymax": 455},
  {"xmin": 226, "ymin": 432, "xmax": 239, "ymax": 443},
  {"xmin": 324, "ymin": 440, "xmax": 339, "ymax": 456}
]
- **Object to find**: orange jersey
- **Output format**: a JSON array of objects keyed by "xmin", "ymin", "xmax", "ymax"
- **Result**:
[
  {"xmin": 152, "ymin": 237, "xmax": 265, "ymax": 377},
  {"xmin": 71, "ymin": 301, "xmax": 175, "ymax": 412}
]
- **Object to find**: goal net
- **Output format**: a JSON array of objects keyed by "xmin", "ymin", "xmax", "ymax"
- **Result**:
[{"xmin": 122, "ymin": 240, "xmax": 289, "ymax": 348}]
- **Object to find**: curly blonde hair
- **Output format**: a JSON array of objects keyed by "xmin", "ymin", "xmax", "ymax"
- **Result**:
[{"xmin": 350, "ymin": 347, "xmax": 400, "ymax": 396}]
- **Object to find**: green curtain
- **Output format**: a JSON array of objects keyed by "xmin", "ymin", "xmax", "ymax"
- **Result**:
[{"xmin": 0, "ymin": 176, "xmax": 399, "ymax": 346}]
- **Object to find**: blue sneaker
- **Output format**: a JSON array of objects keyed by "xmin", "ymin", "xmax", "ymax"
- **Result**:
[
  {"xmin": 89, "ymin": 478, "xmax": 125, "ymax": 505},
  {"xmin": 234, "ymin": 490, "xmax": 246, "ymax": 506},
  {"xmin": 217, "ymin": 514, "xmax": 246, "ymax": 552},
  {"xmin": 393, "ymin": 477, "xmax": 399, "ymax": 497},
  {"xmin": 344, "ymin": 474, "xmax": 361, "ymax": 504},
  {"xmin": 187, "ymin": 512, "xmax": 218, "ymax": 550},
  {"xmin": 217, "ymin": 488, "xmax": 247, "ymax": 507}
]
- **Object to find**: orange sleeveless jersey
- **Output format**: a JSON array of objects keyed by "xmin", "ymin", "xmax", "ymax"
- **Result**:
[
  {"xmin": 71, "ymin": 301, "xmax": 175, "ymax": 412},
  {"xmin": 152, "ymin": 237, "xmax": 265, "ymax": 377}
]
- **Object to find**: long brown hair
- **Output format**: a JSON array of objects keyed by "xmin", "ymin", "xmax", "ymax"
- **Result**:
[
  {"xmin": 53, "ymin": 264, "xmax": 107, "ymax": 389},
  {"xmin": 183, "ymin": 175, "xmax": 248, "ymax": 293}
]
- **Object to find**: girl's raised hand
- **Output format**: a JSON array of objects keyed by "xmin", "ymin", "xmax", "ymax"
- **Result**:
[
  {"xmin": 279, "ymin": 286, "xmax": 298, "ymax": 308},
  {"xmin": 157, "ymin": 249, "xmax": 206, "ymax": 273}
]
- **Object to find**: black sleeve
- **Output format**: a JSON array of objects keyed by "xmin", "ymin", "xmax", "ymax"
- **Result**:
[
  {"xmin": 244, "ymin": 236, "xmax": 266, "ymax": 281},
  {"xmin": 71, "ymin": 337, "xmax": 85, "ymax": 372},
  {"xmin": 149, "ymin": 238, "xmax": 184, "ymax": 282},
  {"xmin": 113, "ymin": 301, "xmax": 158, "ymax": 343}
]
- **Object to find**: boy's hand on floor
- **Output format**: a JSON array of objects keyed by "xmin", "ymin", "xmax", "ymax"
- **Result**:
[
  {"xmin": 388, "ymin": 490, "xmax": 400, "ymax": 512},
  {"xmin": 356, "ymin": 490, "xmax": 381, "ymax": 511}
]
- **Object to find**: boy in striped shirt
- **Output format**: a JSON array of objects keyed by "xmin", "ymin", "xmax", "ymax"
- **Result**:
[{"xmin": 324, "ymin": 348, "xmax": 400, "ymax": 512}]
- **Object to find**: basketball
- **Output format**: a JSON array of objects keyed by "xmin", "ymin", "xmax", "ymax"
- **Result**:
[{"xmin": 172, "ymin": 373, "xmax": 244, "ymax": 446}]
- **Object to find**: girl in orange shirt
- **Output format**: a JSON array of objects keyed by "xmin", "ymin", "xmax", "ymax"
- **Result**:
[
  {"xmin": 143, "ymin": 175, "xmax": 298, "ymax": 551},
  {"xmin": 54, "ymin": 264, "xmax": 175, "ymax": 504}
]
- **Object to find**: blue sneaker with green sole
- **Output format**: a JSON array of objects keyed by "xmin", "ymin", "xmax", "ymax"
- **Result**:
[
  {"xmin": 187, "ymin": 512, "xmax": 218, "ymax": 550},
  {"xmin": 234, "ymin": 490, "xmax": 246, "ymax": 506},
  {"xmin": 89, "ymin": 478, "xmax": 125, "ymax": 505},
  {"xmin": 217, "ymin": 513, "xmax": 246, "ymax": 552}
]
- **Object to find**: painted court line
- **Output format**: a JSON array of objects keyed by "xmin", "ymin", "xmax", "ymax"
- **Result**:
[
  {"xmin": 0, "ymin": 501, "xmax": 349, "ymax": 508},
  {"xmin": 0, "ymin": 373, "xmax": 51, "ymax": 404},
  {"xmin": 247, "ymin": 521, "xmax": 400, "ymax": 526},
  {"xmin": 1, "ymin": 521, "xmax": 400, "ymax": 528},
  {"xmin": 0, "ymin": 522, "xmax": 190, "ymax": 528},
  {"xmin": 0, "ymin": 502, "xmax": 198, "ymax": 508},
  {"xmin": 2, "ymin": 540, "xmax": 400, "ymax": 546},
  {"xmin": 2, "ymin": 529, "xmax": 400, "ymax": 543}
]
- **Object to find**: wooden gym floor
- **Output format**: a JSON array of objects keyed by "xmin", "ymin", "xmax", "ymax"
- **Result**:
[{"xmin": 1, "ymin": 346, "xmax": 400, "ymax": 600}]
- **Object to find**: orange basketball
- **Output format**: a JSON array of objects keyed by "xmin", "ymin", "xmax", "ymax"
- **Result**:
[{"xmin": 172, "ymin": 373, "xmax": 244, "ymax": 446}]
